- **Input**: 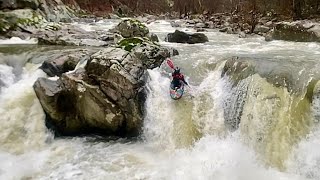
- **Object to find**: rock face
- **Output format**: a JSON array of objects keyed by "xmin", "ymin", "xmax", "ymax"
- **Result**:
[
  {"xmin": 111, "ymin": 19, "xmax": 149, "ymax": 38},
  {"xmin": 34, "ymin": 24, "xmax": 114, "ymax": 46},
  {"xmin": 267, "ymin": 22, "xmax": 320, "ymax": 42},
  {"xmin": 34, "ymin": 46, "xmax": 173, "ymax": 136},
  {"xmin": 33, "ymin": 19, "xmax": 178, "ymax": 137},
  {"xmin": 39, "ymin": 48, "xmax": 96, "ymax": 77},
  {"xmin": 165, "ymin": 30, "xmax": 209, "ymax": 44},
  {"xmin": 0, "ymin": 0, "xmax": 40, "ymax": 10},
  {"xmin": 0, "ymin": 0, "xmax": 81, "ymax": 37}
]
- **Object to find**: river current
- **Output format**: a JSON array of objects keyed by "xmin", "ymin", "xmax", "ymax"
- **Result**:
[{"xmin": 0, "ymin": 19, "xmax": 320, "ymax": 180}]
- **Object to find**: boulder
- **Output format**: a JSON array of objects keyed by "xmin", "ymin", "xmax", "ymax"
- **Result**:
[
  {"xmin": 111, "ymin": 19, "xmax": 149, "ymax": 39},
  {"xmin": 253, "ymin": 25, "xmax": 270, "ymax": 34},
  {"xmin": 39, "ymin": 48, "xmax": 96, "ymax": 77},
  {"xmin": 268, "ymin": 22, "xmax": 320, "ymax": 42},
  {"xmin": 0, "ymin": 9, "xmax": 45, "ymax": 35},
  {"xmin": 34, "ymin": 71, "xmax": 126, "ymax": 136},
  {"xmin": 32, "ymin": 18, "xmax": 179, "ymax": 137},
  {"xmin": 33, "ymin": 24, "xmax": 114, "ymax": 46},
  {"xmin": 110, "ymin": 18, "xmax": 159, "ymax": 43},
  {"xmin": 165, "ymin": 30, "xmax": 209, "ymax": 44},
  {"xmin": 34, "ymin": 44, "xmax": 177, "ymax": 136}
]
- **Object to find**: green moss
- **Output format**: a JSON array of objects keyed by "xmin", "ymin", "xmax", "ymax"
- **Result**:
[
  {"xmin": 117, "ymin": 37, "xmax": 144, "ymax": 51},
  {"xmin": 0, "ymin": 11, "xmax": 43, "ymax": 34},
  {"xmin": 0, "ymin": 18, "xmax": 15, "ymax": 34},
  {"xmin": 117, "ymin": 37, "xmax": 160, "ymax": 52},
  {"xmin": 124, "ymin": 18, "xmax": 148, "ymax": 30}
]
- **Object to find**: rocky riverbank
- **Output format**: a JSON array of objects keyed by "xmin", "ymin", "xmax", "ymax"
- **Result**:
[{"xmin": 168, "ymin": 13, "xmax": 320, "ymax": 42}]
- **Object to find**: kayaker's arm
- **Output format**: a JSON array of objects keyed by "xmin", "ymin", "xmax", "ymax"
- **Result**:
[{"xmin": 182, "ymin": 78, "xmax": 189, "ymax": 86}]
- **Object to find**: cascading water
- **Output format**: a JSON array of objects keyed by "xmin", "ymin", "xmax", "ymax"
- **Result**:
[{"xmin": 0, "ymin": 19, "xmax": 319, "ymax": 180}]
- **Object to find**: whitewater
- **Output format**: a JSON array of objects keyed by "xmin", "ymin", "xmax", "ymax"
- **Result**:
[{"xmin": 0, "ymin": 19, "xmax": 319, "ymax": 180}]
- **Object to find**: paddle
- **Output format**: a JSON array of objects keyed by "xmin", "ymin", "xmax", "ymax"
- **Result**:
[{"xmin": 166, "ymin": 58, "xmax": 175, "ymax": 70}]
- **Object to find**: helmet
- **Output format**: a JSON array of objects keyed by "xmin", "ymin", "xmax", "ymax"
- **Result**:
[{"xmin": 174, "ymin": 67, "xmax": 180, "ymax": 74}]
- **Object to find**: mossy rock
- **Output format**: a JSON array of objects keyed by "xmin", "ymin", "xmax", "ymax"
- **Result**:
[
  {"xmin": 0, "ymin": 15, "xmax": 18, "ymax": 34},
  {"xmin": 117, "ymin": 37, "xmax": 153, "ymax": 51},
  {"xmin": 0, "ymin": 10, "xmax": 43, "ymax": 34},
  {"xmin": 118, "ymin": 37, "xmax": 160, "ymax": 52},
  {"xmin": 114, "ymin": 18, "xmax": 149, "ymax": 38}
]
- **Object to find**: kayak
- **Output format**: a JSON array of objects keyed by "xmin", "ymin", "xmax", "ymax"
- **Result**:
[{"xmin": 169, "ymin": 81, "xmax": 184, "ymax": 100}]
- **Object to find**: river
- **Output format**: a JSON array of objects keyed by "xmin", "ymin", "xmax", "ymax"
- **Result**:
[{"xmin": 0, "ymin": 19, "xmax": 320, "ymax": 180}]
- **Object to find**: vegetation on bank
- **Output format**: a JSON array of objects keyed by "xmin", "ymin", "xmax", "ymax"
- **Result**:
[{"xmin": 62, "ymin": 0, "xmax": 319, "ymax": 20}]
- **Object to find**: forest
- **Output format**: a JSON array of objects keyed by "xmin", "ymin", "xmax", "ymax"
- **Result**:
[
  {"xmin": 66, "ymin": 0, "xmax": 319, "ymax": 19},
  {"xmin": 172, "ymin": 0, "xmax": 319, "ymax": 19},
  {"xmin": 92, "ymin": 0, "xmax": 320, "ymax": 19}
]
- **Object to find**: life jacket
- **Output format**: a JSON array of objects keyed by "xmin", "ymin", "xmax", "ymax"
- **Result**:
[{"xmin": 172, "ymin": 73, "xmax": 184, "ymax": 80}]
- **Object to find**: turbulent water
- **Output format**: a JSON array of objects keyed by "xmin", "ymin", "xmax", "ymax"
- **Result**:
[{"xmin": 0, "ymin": 19, "xmax": 320, "ymax": 180}]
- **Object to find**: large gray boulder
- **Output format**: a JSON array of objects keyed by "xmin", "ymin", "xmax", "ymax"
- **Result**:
[
  {"xmin": 0, "ymin": 9, "xmax": 45, "ymax": 35},
  {"xmin": 33, "ymin": 24, "xmax": 114, "ymax": 46},
  {"xmin": 111, "ymin": 19, "xmax": 149, "ymax": 38},
  {"xmin": 267, "ymin": 22, "xmax": 320, "ymax": 42},
  {"xmin": 165, "ymin": 30, "xmax": 209, "ymax": 44},
  {"xmin": 34, "ymin": 70, "xmax": 126, "ymax": 136},
  {"xmin": 110, "ymin": 19, "xmax": 159, "ymax": 43},
  {"xmin": 33, "ymin": 18, "xmax": 179, "ymax": 137},
  {"xmin": 34, "ymin": 45, "xmax": 176, "ymax": 136}
]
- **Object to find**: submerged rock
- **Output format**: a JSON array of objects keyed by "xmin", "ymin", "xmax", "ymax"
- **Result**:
[{"xmin": 165, "ymin": 30, "xmax": 209, "ymax": 44}]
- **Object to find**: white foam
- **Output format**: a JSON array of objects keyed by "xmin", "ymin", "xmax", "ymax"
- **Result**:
[
  {"xmin": 0, "ymin": 150, "xmax": 49, "ymax": 180},
  {"xmin": 287, "ymin": 127, "xmax": 320, "ymax": 180},
  {"xmin": 0, "ymin": 37, "xmax": 38, "ymax": 45},
  {"xmin": 0, "ymin": 65, "xmax": 15, "ymax": 87}
]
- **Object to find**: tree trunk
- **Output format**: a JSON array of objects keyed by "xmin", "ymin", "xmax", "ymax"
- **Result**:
[{"xmin": 293, "ymin": 0, "xmax": 303, "ymax": 20}]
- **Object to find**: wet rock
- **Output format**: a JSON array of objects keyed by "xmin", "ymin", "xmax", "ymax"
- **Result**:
[
  {"xmin": 33, "ymin": 24, "xmax": 114, "ymax": 46},
  {"xmin": 265, "ymin": 31, "xmax": 274, "ymax": 41},
  {"xmin": 253, "ymin": 25, "xmax": 270, "ymax": 34},
  {"xmin": 170, "ymin": 20, "xmax": 184, "ymax": 27},
  {"xmin": 111, "ymin": 19, "xmax": 149, "ymax": 38},
  {"xmin": 108, "ymin": 13, "xmax": 120, "ymax": 19},
  {"xmin": 268, "ymin": 22, "xmax": 320, "ymax": 42},
  {"xmin": 0, "ymin": 9, "xmax": 45, "ymax": 35},
  {"xmin": 34, "ymin": 43, "xmax": 177, "ymax": 137},
  {"xmin": 110, "ymin": 18, "xmax": 159, "ymax": 43},
  {"xmin": 238, "ymin": 31, "xmax": 246, "ymax": 38},
  {"xmin": 219, "ymin": 27, "xmax": 229, "ymax": 33},
  {"xmin": 165, "ymin": 30, "xmax": 209, "ymax": 44},
  {"xmin": 195, "ymin": 22, "xmax": 205, "ymax": 28},
  {"xmin": 34, "ymin": 71, "xmax": 126, "ymax": 136},
  {"xmin": 39, "ymin": 49, "xmax": 96, "ymax": 77},
  {"xmin": 196, "ymin": 28, "xmax": 206, "ymax": 32},
  {"xmin": 222, "ymin": 57, "xmax": 256, "ymax": 86},
  {"xmin": 205, "ymin": 21, "xmax": 214, "ymax": 29},
  {"xmin": 147, "ymin": 32, "xmax": 159, "ymax": 42}
]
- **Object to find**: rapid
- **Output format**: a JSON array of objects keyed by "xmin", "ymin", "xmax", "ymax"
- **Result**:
[{"xmin": 0, "ymin": 19, "xmax": 320, "ymax": 180}]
